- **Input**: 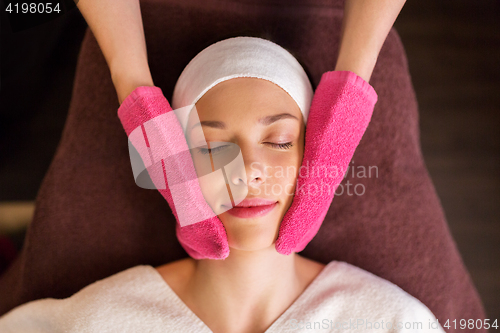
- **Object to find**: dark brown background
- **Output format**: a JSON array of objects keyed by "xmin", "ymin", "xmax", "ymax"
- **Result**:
[{"xmin": 1, "ymin": 0, "xmax": 498, "ymax": 322}]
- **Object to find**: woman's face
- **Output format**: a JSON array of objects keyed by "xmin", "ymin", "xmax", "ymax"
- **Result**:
[{"xmin": 186, "ymin": 77, "xmax": 305, "ymax": 252}]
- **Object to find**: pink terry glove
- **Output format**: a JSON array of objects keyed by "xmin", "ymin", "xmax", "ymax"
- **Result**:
[
  {"xmin": 118, "ymin": 86, "xmax": 229, "ymax": 260},
  {"xmin": 275, "ymin": 70, "xmax": 378, "ymax": 254}
]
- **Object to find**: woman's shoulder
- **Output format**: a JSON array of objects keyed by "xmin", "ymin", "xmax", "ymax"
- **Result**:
[
  {"xmin": 318, "ymin": 261, "xmax": 410, "ymax": 293},
  {"xmin": 318, "ymin": 260, "xmax": 433, "ymax": 308},
  {"xmin": 43, "ymin": 265, "xmax": 159, "ymax": 307},
  {"xmin": 298, "ymin": 260, "xmax": 445, "ymax": 332},
  {"xmin": 0, "ymin": 265, "xmax": 161, "ymax": 332}
]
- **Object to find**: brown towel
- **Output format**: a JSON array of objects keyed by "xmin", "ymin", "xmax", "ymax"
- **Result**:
[{"xmin": 0, "ymin": 0, "xmax": 486, "ymax": 331}]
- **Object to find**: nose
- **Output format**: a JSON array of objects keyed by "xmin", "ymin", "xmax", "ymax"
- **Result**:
[{"xmin": 230, "ymin": 144, "xmax": 267, "ymax": 188}]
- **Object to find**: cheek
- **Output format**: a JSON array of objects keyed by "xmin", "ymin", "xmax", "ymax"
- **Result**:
[
  {"xmin": 190, "ymin": 150, "xmax": 232, "ymax": 214},
  {"xmin": 264, "ymin": 150, "xmax": 302, "ymax": 199}
]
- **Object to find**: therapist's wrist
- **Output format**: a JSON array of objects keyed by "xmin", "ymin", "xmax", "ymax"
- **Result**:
[
  {"xmin": 334, "ymin": 52, "xmax": 377, "ymax": 84},
  {"xmin": 111, "ymin": 61, "xmax": 155, "ymax": 105}
]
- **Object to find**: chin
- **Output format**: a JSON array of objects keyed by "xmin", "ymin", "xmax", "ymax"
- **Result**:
[
  {"xmin": 220, "ymin": 213, "xmax": 281, "ymax": 252},
  {"xmin": 228, "ymin": 241, "xmax": 276, "ymax": 252}
]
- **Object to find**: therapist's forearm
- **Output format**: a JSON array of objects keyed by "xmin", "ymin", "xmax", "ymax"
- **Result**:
[
  {"xmin": 335, "ymin": 0, "xmax": 406, "ymax": 82},
  {"xmin": 76, "ymin": 0, "xmax": 154, "ymax": 104}
]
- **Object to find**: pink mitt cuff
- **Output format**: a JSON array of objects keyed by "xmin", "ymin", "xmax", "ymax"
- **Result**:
[
  {"xmin": 321, "ymin": 70, "xmax": 378, "ymax": 105},
  {"xmin": 117, "ymin": 86, "xmax": 172, "ymax": 136}
]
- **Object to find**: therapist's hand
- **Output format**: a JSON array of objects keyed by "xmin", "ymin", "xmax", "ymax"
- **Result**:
[
  {"xmin": 274, "ymin": 0, "xmax": 406, "ymax": 254},
  {"xmin": 117, "ymin": 86, "xmax": 230, "ymax": 260},
  {"xmin": 275, "ymin": 70, "xmax": 378, "ymax": 255}
]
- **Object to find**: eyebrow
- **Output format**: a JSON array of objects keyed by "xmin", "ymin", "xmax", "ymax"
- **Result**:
[{"xmin": 190, "ymin": 112, "xmax": 299, "ymax": 131}]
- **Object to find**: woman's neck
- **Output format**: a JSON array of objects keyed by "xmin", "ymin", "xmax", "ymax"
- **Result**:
[{"xmin": 180, "ymin": 248, "xmax": 324, "ymax": 333}]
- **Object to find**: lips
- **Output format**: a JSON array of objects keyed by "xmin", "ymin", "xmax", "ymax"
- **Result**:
[{"xmin": 222, "ymin": 198, "xmax": 278, "ymax": 219}]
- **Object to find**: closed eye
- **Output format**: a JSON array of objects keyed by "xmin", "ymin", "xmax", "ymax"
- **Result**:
[
  {"xmin": 266, "ymin": 142, "xmax": 293, "ymax": 150},
  {"xmin": 196, "ymin": 142, "xmax": 293, "ymax": 155},
  {"xmin": 196, "ymin": 145, "xmax": 229, "ymax": 155}
]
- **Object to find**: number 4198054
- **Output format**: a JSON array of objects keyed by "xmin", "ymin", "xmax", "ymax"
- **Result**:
[
  {"xmin": 443, "ymin": 318, "xmax": 498, "ymax": 330},
  {"xmin": 5, "ymin": 2, "xmax": 61, "ymax": 14}
]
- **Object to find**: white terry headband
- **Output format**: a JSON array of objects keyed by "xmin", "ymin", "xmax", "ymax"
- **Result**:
[{"xmin": 171, "ymin": 36, "xmax": 314, "ymax": 132}]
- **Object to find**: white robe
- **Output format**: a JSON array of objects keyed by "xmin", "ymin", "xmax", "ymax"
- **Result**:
[{"xmin": 0, "ymin": 260, "xmax": 446, "ymax": 332}]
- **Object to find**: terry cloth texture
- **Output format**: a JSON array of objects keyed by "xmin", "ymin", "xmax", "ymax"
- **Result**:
[
  {"xmin": 0, "ymin": 261, "xmax": 446, "ymax": 332},
  {"xmin": 118, "ymin": 85, "xmax": 230, "ymax": 260},
  {"xmin": 0, "ymin": 0, "xmax": 486, "ymax": 331},
  {"xmin": 276, "ymin": 70, "xmax": 377, "ymax": 255}
]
